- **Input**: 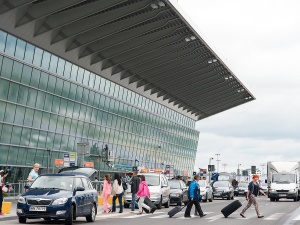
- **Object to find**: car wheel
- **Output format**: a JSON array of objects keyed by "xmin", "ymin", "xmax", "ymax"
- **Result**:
[
  {"xmin": 164, "ymin": 197, "xmax": 170, "ymax": 208},
  {"xmin": 18, "ymin": 217, "xmax": 27, "ymax": 224},
  {"xmin": 65, "ymin": 205, "xmax": 74, "ymax": 225},
  {"xmin": 270, "ymin": 197, "xmax": 275, "ymax": 202},
  {"xmin": 202, "ymin": 194, "xmax": 208, "ymax": 202},
  {"xmin": 177, "ymin": 197, "xmax": 183, "ymax": 206},
  {"xmin": 86, "ymin": 204, "xmax": 97, "ymax": 222},
  {"xmin": 44, "ymin": 218, "xmax": 51, "ymax": 221},
  {"xmin": 124, "ymin": 203, "xmax": 130, "ymax": 209},
  {"xmin": 209, "ymin": 194, "xmax": 213, "ymax": 202},
  {"xmin": 227, "ymin": 195, "xmax": 230, "ymax": 200},
  {"xmin": 156, "ymin": 197, "xmax": 162, "ymax": 209}
]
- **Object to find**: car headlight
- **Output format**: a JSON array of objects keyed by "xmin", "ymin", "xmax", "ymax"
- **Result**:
[
  {"xmin": 289, "ymin": 189, "xmax": 296, "ymax": 192},
  {"xmin": 52, "ymin": 198, "xmax": 68, "ymax": 205},
  {"xmin": 18, "ymin": 196, "xmax": 26, "ymax": 204},
  {"xmin": 270, "ymin": 189, "xmax": 276, "ymax": 192}
]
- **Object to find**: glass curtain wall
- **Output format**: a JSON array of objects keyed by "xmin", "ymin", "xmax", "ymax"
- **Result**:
[{"xmin": 0, "ymin": 30, "xmax": 199, "ymax": 182}]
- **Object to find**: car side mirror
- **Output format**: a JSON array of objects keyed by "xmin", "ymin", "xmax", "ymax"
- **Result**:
[{"xmin": 75, "ymin": 186, "xmax": 85, "ymax": 191}]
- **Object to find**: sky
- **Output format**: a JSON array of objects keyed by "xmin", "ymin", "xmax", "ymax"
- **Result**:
[{"xmin": 172, "ymin": 0, "xmax": 300, "ymax": 174}]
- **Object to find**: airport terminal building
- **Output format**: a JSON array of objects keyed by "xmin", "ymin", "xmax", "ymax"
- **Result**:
[{"xmin": 0, "ymin": 0, "xmax": 254, "ymax": 182}]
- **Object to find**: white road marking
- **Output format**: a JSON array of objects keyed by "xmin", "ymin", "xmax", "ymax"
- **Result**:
[
  {"xmin": 293, "ymin": 215, "xmax": 300, "ymax": 220},
  {"xmin": 206, "ymin": 214, "xmax": 223, "ymax": 222},
  {"xmin": 264, "ymin": 213, "xmax": 285, "ymax": 220}
]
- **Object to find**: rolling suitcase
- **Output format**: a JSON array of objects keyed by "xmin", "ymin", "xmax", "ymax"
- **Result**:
[
  {"xmin": 143, "ymin": 197, "xmax": 157, "ymax": 213},
  {"xmin": 167, "ymin": 201, "xmax": 191, "ymax": 218},
  {"xmin": 221, "ymin": 200, "xmax": 242, "ymax": 218}
]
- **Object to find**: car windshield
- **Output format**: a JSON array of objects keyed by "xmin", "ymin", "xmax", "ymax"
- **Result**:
[
  {"xmin": 272, "ymin": 174, "xmax": 295, "ymax": 183},
  {"xmin": 169, "ymin": 181, "xmax": 181, "ymax": 189},
  {"xmin": 239, "ymin": 183, "xmax": 248, "ymax": 188},
  {"xmin": 31, "ymin": 176, "xmax": 73, "ymax": 191},
  {"xmin": 144, "ymin": 175, "xmax": 160, "ymax": 186},
  {"xmin": 198, "ymin": 181, "xmax": 206, "ymax": 187},
  {"xmin": 213, "ymin": 181, "xmax": 229, "ymax": 188}
]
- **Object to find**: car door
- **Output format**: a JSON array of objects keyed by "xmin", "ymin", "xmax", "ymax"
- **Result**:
[
  {"xmin": 181, "ymin": 181, "xmax": 188, "ymax": 202},
  {"xmin": 161, "ymin": 176, "xmax": 170, "ymax": 203},
  {"xmin": 81, "ymin": 178, "xmax": 95, "ymax": 215},
  {"xmin": 74, "ymin": 177, "xmax": 85, "ymax": 216}
]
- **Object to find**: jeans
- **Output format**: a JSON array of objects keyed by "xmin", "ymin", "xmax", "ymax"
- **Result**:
[
  {"xmin": 112, "ymin": 193, "xmax": 123, "ymax": 213},
  {"xmin": 131, "ymin": 193, "xmax": 138, "ymax": 211},
  {"xmin": 138, "ymin": 196, "xmax": 150, "ymax": 213}
]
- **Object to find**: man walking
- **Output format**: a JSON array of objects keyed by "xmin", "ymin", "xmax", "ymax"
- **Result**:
[
  {"xmin": 184, "ymin": 175, "xmax": 206, "ymax": 218},
  {"xmin": 130, "ymin": 171, "xmax": 140, "ymax": 212}
]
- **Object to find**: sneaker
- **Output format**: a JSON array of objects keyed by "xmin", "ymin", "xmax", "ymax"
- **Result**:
[
  {"xmin": 184, "ymin": 215, "xmax": 191, "ymax": 218},
  {"xmin": 0, "ymin": 212, "xmax": 4, "ymax": 216},
  {"xmin": 138, "ymin": 212, "xmax": 143, "ymax": 215},
  {"xmin": 258, "ymin": 215, "xmax": 264, "ymax": 218},
  {"xmin": 200, "ymin": 214, "xmax": 207, "ymax": 218},
  {"xmin": 240, "ymin": 213, "xmax": 246, "ymax": 218}
]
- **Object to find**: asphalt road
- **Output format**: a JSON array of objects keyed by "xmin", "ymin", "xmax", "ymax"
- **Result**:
[{"xmin": 3, "ymin": 196, "xmax": 300, "ymax": 225}]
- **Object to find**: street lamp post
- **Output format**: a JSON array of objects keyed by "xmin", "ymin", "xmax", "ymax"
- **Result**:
[
  {"xmin": 215, "ymin": 154, "xmax": 220, "ymax": 173},
  {"xmin": 208, "ymin": 157, "xmax": 214, "ymax": 181},
  {"xmin": 237, "ymin": 164, "xmax": 241, "ymax": 182},
  {"xmin": 222, "ymin": 163, "xmax": 228, "ymax": 172}
]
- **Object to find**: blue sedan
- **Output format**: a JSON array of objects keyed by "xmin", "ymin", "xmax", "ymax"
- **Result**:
[{"xmin": 17, "ymin": 174, "xmax": 98, "ymax": 225}]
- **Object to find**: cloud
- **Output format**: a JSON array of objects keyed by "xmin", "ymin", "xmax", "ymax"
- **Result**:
[{"xmin": 173, "ymin": 0, "xmax": 300, "ymax": 173}]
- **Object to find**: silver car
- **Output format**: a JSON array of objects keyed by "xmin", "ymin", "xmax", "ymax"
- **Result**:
[{"xmin": 198, "ymin": 180, "xmax": 213, "ymax": 202}]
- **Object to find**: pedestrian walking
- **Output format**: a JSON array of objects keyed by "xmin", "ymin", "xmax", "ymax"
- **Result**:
[
  {"xmin": 101, "ymin": 174, "xmax": 112, "ymax": 213},
  {"xmin": 27, "ymin": 163, "xmax": 40, "ymax": 187},
  {"xmin": 240, "ymin": 174, "xmax": 267, "ymax": 218},
  {"xmin": 112, "ymin": 173, "xmax": 124, "ymax": 213},
  {"xmin": 184, "ymin": 175, "xmax": 206, "ymax": 218},
  {"xmin": 136, "ymin": 175, "xmax": 153, "ymax": 214},
  {"xmin": 130, "ymin": 171, "xmax": 140, "ymax": 212},
  {"xmin": 0, "ymin": 170, "xmax": 8, "ymax": 215}
]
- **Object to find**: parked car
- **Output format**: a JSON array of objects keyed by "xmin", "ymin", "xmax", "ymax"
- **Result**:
[
  {"xmin": 236, "ymin": 182, "xmax": 248, "ymax": 196},
  {"xmin": 212, "ymin": 181, "xmax": 234, "ymax": 200},
  {"xmin": 124, "ymin": 172, "xmax": 170, "ymax": 209},
  {"xmin": 17, "ymin": 174, "xmax": 98, "ymax": 225},
  {"xmin": 198, "ymin": 180, "xmax": 213, "ymax": 202},
  {"xmin": 169, "ymin": 180, "xmax": 188, "ymax": 206}
]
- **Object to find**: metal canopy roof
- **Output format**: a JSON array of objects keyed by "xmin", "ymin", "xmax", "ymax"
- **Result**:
[{"xmin": 0, "ymin": 0, "xmax": 254, "ymax": 120}]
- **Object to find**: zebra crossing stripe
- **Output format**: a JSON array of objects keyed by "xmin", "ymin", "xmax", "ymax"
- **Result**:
[{"xmin": 264, "ymin": 213, "xmax": 285, "ymax": 220}]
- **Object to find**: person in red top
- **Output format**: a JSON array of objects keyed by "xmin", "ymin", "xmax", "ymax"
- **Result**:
[{"xmin": 136, "ymin": 175, "xmax": 154, "ymax": 214}]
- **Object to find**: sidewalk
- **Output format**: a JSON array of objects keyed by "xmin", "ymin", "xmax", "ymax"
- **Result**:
[{"xmin": 0, "ymin": 198, "xmax": 119, "ymax": 221}]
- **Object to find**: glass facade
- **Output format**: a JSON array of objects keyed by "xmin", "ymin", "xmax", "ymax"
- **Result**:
[{"xmin": 0, "ymin": 30, "xmax": 199, "ymax": 182}]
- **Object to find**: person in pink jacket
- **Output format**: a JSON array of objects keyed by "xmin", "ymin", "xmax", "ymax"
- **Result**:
[
  {"xmin": 136, "ymin": 175, "xmax": 153, "ymax": 214},
  {"xmin": 101, "ymin": 174, "xmax": 112, "ymax": 213}
]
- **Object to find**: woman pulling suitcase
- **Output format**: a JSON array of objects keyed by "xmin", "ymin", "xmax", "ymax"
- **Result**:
[
  {"xmin": 240, "ymin": 174, "xmax": 266, "ymax": 218},
  {"xmin": 136, "ymin": 175, "xmax": 155, "ymax": 214}
]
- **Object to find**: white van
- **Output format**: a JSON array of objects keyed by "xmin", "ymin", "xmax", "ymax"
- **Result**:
[{"xmin": 124, "ymin": 173, "xmax": 170, "ymax": 209}]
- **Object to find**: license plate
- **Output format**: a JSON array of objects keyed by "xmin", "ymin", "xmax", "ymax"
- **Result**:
[
  {"xmin": 279, "ymin": 194, "xmax": 286, "ymax": 197},
  {"xmin": 29, "ymin": 206, "xmax": 46, "ymax": 212},
  {"xmin": 214, "ymin": 194, "xmax": 220, "ymax": 197}
]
